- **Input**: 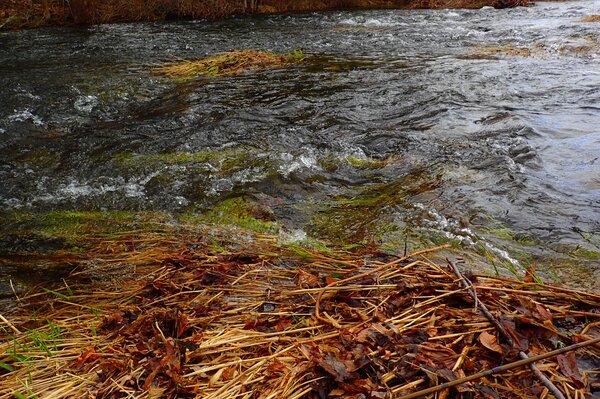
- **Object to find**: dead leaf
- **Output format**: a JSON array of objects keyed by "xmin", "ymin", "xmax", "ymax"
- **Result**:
[
  {"xmin": 147, "ymin": 387, "xmax": 166, "ymax": 399},
  {"xmin": 474, "ymin": 384, "xmax": 500, "ymax": 399},
  {"xmin": 557, "ymin": 351, "xmax": 586, "ymax": 388},
  {"xmin": 535, "ymin": 304, "xmax": 553, "ymax": 321},
  {"xmin": 524, "ymin": 263, "xmax": 537, "ymax": 283},
  {"xmin": 325, "ymin": 276, "xmax": 339, "ymax": 285},
  {"xmin": 479, "ymin": 331, "xmax": 503, "ymax": 354},
  {"xmin": 297, "ymin": 269, "xmax": 320, "ymax": 288},
  {"xmin": 75, "ymin": 346, "xmax": 100, "ymax": 368},
  {"xmin": 275, "ymin": 318, "xmax": 292, "ymax": 332},
  {"xmin": 318, "ymin": 353, "xmax": 357, "ymax": 382}
]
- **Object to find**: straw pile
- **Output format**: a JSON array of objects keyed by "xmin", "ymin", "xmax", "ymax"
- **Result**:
[
  {"xmin": 580, "ymin": 15, "xmax": 600, "ymax": 23},
  {"xmin": 152, "ymin": 49, "xmax": 305, "ymax": 79},
  {"xmin": 1, "ymin": 229, "xmax": 599, "ymax": 399}
]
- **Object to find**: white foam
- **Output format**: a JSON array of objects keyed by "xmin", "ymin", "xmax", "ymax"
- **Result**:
[
  {"xmin": 8, "ymin": 109, "xmax": 44, "ymax": 126},
  {"xmin": 74, "ymin": 95, "xmax": 99, "ymax": 114}
]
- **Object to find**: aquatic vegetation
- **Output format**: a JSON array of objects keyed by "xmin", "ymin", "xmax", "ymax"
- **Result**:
[
  {"xmin": 318, "ymin": 153, "xmax": 397, "ymax": 172},
  {"xmin": 569, "ymin": 246, "xmax": 600, "ymax": 260},
  {"xmin": 0, "ymin": 210, "xmax": 172, "ymax": 245},
  {"xmin": 309, "ymin": 171, "xmax": 443, "ymax": 244},
  {"xmin": 484, "ymin": 227, "xmax": 536, "ymax": 247},
  {"xmin": 13, "ymin": 151, "xmax": 61, "ymax": 168},
  {"xmin": 113, "ymin": 147, "xmax": 273, "ymax": 175},
  {"xmin": 181, "ymin": 197, "xmax": 279, "ymax": 234},
  {"xmin": 152, "ymin": 49, "xmax": 305, "ymax": 79}
]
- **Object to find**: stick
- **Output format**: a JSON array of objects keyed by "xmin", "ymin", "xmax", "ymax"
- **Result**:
[
  {"xmin": 448, "ymin": 259, "xmax": 566, "ymax": 399},
  {"xmin": 0, "ymin": 313, "xmax": 21, "ymax": 334},
  {"xmin": 314, "ymin": 245, "xmax": 450, "ymax": 326},
  {"xmin": 396, "ymin": 336, "xmax": 600, "ymax": 399}
]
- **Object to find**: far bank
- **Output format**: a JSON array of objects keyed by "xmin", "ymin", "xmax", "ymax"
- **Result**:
[{"xmin": 2, "ymin": 0, "xmax": 531, "ymax": 30}]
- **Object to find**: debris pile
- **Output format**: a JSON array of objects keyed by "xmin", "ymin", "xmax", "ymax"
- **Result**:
[
  {"xmin": 0, "ymin": 230, "xmax": 599, "ymax": 398},
  {"xmin": 152, "ymin": 49, "xmax": 305, "ymax": 79}
]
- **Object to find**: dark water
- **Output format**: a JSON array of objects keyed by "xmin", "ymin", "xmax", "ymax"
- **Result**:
[{"xmin": 1, "ymin": 1, "xmax": 599, "ymax": 288}]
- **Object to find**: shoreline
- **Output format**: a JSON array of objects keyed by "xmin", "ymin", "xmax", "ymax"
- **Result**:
[
  {"xmin": 1, "ymin": 0, "xmax": 531, "ymax": 31},
  {"xmin": 1, "ymin": 225, "xmax": 599, "ymax": 398}
]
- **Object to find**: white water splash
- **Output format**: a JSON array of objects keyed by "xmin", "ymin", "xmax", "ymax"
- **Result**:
[
  {"xmin": 8, "ymin": 109, "xmax": 45, "ymax": 126},
  {"xmin": 412, "ymin": 202, "xmax": 522, "ymax": 269}
]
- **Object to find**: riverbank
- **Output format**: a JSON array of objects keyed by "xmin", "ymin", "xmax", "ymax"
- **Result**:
[
  {"xmin": 1, "ymin": 223, "xmax": 599, "ymax": 398},
  {"xmin": 1, "ymin": 0, "xmax": 531, "ymax": 30}
]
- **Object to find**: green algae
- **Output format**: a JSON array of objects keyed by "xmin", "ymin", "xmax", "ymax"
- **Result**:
[
  {"xmin": 14, "ymin": 151, "xmax": 62, "ymax": 168},
  {"xmin": 0, "ymin": 210, "xmax": 172, "ymax": 247},
  {"xmin": 181, "ymin": 197, "xmax": 278, "ymax": 234},
  {"xmin": 308, "ymin": 171, "xmax": 442, "ymax": 244},
  {"xmin": 483, "ymin": 227, "xmax": 536, "ymax": 247},
  {"xmin": 568, "ymin": 246, "xmax": 600, "ymax": 259},
  {"xmin": 318, "ymin": 153, "xmax": 397, "ymax": 173},
  {"xmin": 113, "ymin": 147, "xmax": 274, "ymax": 175}
]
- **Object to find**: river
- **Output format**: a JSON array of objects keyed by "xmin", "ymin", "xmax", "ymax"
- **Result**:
[{"xmin": 1, "ymin": 0, "xmax": 599, "ymax": 292}]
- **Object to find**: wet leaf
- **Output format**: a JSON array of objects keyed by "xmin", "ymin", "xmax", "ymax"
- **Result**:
[
  {"xmin": 318, "ymin": 353, "xmax": 357, "ymax": 382},
  {"xmin": 479, "ymin": 331, "xmax": 503, "ymax": 354},
  {"xmin": 475, "ymin": 384, "xmax": 501, "ymax": 399},
  {"xmin": 557, "ymin": 351, "xmax": 585, "ymax": 388},
  {"xmin": 535, "ymin": 304, "xmax": 553, "ymax": 321}
]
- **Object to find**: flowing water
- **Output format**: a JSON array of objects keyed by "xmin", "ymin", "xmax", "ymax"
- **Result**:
[{"xmin": 1, "ymin": 1, "xmax": 599, "ymax": 292}]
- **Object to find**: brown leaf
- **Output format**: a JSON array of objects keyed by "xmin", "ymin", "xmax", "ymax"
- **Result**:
[
  {"xmin": 175, "ymin": 312, "xmax": 188, "ymax": 338},
  {"xmin": 479, "ymin": 331, "xmax": 503, "ymax": 354},
  {"xmin": 147, "ymin": 387, "xmax": 166, "ymax": 399},
  {"xmin": 275, "ymin": 318, "xmax": 292, "ymax": 332},
  {"xmin": 535, "ymin": 304, "xmax": 553, "ymax": 321},
  {"xmin": 475, "ymin": 384, "xmax": 501, "ymax": 399},
  {"xmin": 243, "ymin": 319, "xmax": 266, "ymax": 330},
  {"xmin": 524, "ymin": 262, "xmax": 537, "ymax": 283},
  {"xmin": 557, "ymin": 351, "xmax": 586, "ymax": 388},
  {"xmin": 222, "ymin": 366, "xmax": 237, "ymax": 380},
  {"xmin": 325, "ymin": 276, "xmax": 339, "ymax": 285},
  {"xmin": 75, "ymin": 346, "xmax": 99, "ymax": 368},
  {"xmin": 297, "ymin": 269, "xmax": 320, "ymax": 288},
  {"xmin": 318, "ymin": 353, "xmax": 358, "ymax": 382}
]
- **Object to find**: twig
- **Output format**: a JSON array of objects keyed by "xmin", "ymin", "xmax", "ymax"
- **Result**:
[
  {"xmin": 0, "ymin": 313, "xmax": 21, "ymax": 334},
  {"xmin": 396, "ymin": 336, "xmax": 600, "ymax": 399},
  {"xmin": 314, "ymin": 244, "xmax": 450, "ymax": 326},
  {"xmin": 448, "ymin": 259, "xmax": 566, "ymax": 399}
]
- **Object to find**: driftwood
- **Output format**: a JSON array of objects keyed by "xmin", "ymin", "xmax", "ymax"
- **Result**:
[
  {"xmin": 448, "ymin": 259, "xmax": 566, "ymax": 399},
  {"xmin": 397, "ymin": 336, "xmax": 600, "ymax": 399}
]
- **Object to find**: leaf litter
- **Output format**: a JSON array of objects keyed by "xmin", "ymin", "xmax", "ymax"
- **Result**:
[{"xmin": 0, "ymin": 226, "xmax": 599, "ymax": 398}]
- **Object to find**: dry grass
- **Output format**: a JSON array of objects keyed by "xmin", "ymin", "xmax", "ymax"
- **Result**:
[
  {"xmin": 1, "ymin": 227, "xmax": 599, "ymax": 398},
  {"xmin": 469, "ymin": 35, "xmax": 600, "ymax": 59},
  {"xmin": 152, "ymin": 49, "xmax": 305, "ymax": 79},
  {"xmin": 580, "ymin": 15, "xmax": 600, "ymax": 23},
  {"xmin": 472, "ymin": 44, "xmax": 535, "ymax": 57}
]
